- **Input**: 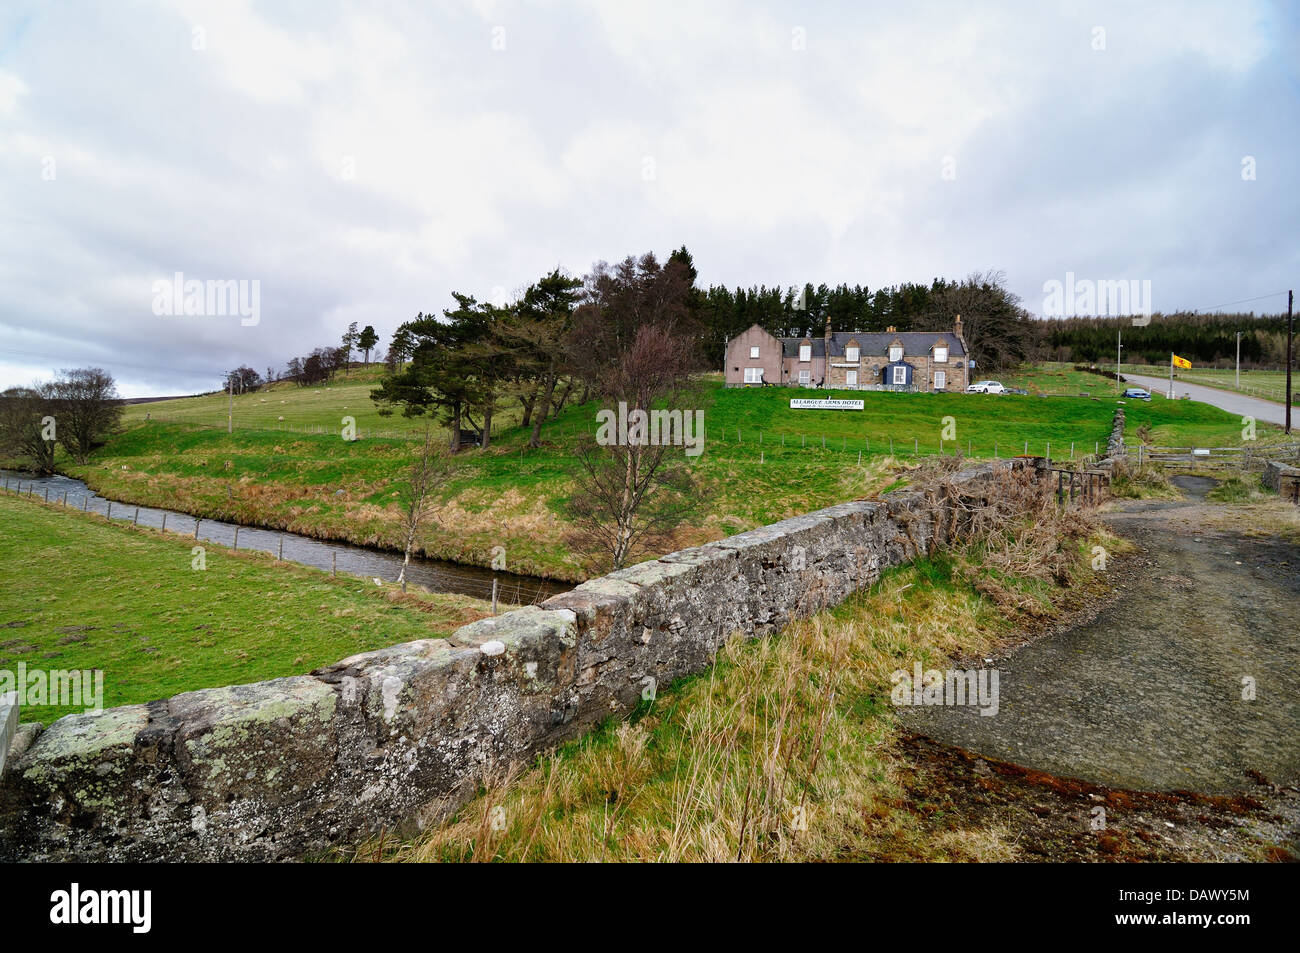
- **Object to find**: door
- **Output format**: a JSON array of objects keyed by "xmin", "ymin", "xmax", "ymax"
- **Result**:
[
  {"xmin": 934, "ymin": 370, "xmax": 946, "ymax": 391},
  {"xmin": 846, "ymin": 370, "xmax": 858, "ymax": 388}
]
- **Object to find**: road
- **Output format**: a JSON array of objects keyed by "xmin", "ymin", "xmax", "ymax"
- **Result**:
[
  {"xmin": 903, "ymin": 476, "xmax": 1300, "ymax": 796},
  {"xmin": 1122, "ymin": 372, "xmax": 1291, "ymax": 427}
]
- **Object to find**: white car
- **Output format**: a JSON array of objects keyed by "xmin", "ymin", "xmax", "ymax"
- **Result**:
[{"xmin": 966, "ymin": 380, "xmax": 1006, "ymax": 394}]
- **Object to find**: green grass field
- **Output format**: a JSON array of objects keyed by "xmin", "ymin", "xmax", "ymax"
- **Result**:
[
  {"xmin": 0, "ymin": 491, "xmax": 493, "ymax": 724},
  {"xmin": 1095, "ymin": 362, "xmax": 1298, "ymax": 406},
  {"xmin": 126, "ymin": 364, "xmax": 482, "ymax": 438},
  {"xmin": 54, "ymin": 372, "xmax": 1277, "ymax": 580}
]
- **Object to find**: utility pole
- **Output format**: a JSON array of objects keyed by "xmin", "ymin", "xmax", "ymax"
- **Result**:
[
  {"xmin": 227, "ymin": 375, "xmax": 233, "ymax": 434},
  {"xmin": 1287, "ymin": 290, "xmax": 1293, "ymax": 435},
  {"xmin": 1116, "ymin": 329, "xmax": 1123, "ymax": 391},
  {"xmin": 1235, "ymin": 331, "xmax": 1242, "ymax": 389}
]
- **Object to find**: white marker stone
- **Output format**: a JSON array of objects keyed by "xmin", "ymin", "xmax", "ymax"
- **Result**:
[{"xmin": 480, "ymin": 640, "xmax": 506, "ymax": 656}]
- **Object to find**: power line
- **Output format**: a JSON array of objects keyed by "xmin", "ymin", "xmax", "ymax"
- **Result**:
[{"xmin": 1191, "ymin": 290, "xmax": 1291, "ymax": 314}]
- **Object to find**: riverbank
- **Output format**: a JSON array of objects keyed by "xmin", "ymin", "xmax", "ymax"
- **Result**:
[
  {"xmin": 1, "ymin": 469, "xmax": 568, "ymax": 603},
  {"xmin": 37, "ymin": 378, "xmax": 1263, "ymax": 586},
  {"xmin": 0, "ymin": 491, "xmax": 497, "ymax": 724}
]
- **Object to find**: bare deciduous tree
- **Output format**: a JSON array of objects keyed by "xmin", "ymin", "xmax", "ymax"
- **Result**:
[
  {"xmin": 49, "ymin": 368, "xmax": 123, "ymax": 465},
  {"xmin": 0, "ymin": 384, "xmax": 58, "ymax": 473},
  {"xmin": 397, "ymin": 427, "xmax": 449, "ymax": 589},
  {"xmin": 565, "ymin": 311, "xmax": 703, "ymax": 572}
]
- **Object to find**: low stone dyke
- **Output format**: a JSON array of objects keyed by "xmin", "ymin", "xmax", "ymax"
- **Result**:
[
  {"xmin": 0, "ymin": 459, "xmax": 1039, "ymax": 861},
  {"xmin": 1263, "ymin": 459, "xmax": 1300, "ymax": 502}
]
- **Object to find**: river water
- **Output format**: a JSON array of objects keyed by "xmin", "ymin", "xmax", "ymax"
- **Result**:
[{"xmin": 1, "ymin": 470, "xmax": 569, "ymax": 605}]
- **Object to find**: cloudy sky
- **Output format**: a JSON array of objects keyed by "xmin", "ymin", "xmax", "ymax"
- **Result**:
[{"xmin": 2, "ymin": 0, "xmax": 1297, "ymax": 396}]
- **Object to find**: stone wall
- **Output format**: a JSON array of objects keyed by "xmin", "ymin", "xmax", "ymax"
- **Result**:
[
  {"xmin": 0, "ymin": 459, "xmax": 1039, "ymax": 861},
  {"xmin": 1263, "ymin": 459, "xmax": 1300, "ymax": 502}
]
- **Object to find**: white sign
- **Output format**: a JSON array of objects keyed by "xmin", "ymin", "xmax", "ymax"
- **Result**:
[{"xmin": 789, "ymin": 398, "xmax": 864, "ymax": 411}]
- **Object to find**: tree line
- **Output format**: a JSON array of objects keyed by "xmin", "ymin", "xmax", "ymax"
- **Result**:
[
  {"xmin": 225, "ymin": 322, "xmax": 381, "ymax": 393},
  {"xmin": 0, "ymin": 368, "xmax": 124, "ymax": 474},
  {"xmin": 372, "ymin": 249, "xmax": 703, "ymax": 571},
  {"xmin": 1037, "ymin": 311, "xmax": 1295, "ymax": 368},
  {"xmin": 694, "ymin": 267, "xmax": 1039, "ymax": 373}
]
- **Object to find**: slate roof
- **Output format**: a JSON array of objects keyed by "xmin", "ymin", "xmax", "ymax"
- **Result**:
[{"xmin": 780, "ymin": 331, "xmax": 965, "ymax": 359}]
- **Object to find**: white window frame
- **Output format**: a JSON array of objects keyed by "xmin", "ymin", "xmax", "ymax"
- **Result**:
[
  {"xmin": 799, "ymin": 344, "xmax": 812, "ymax": 362},
  {"xmin": 934, "ymin": 346, "xmax": 948, "ymax": 363},
  {"xmin": 744, "ymin": 367, "xmax": 764, "ymax": 384},
  {"xmin": 846, "ymin": 369, "xmax": 858, "ymax": 387},
  {"xmin": 749, "ymin": 345, "xmax": 760, "ymax": 359},
  {"xmin": 934, "ymin": 370, "xmax": 946, "ymax": 390},
  {"xmin": 845, "ymin": 346, "xmax": 860, "ymax": 362},
  {"xmin": 798, "ymin": 369, "xmax": 810, "ymax": 385},
  {"xmin": 889, "ymin": 345, "xmax": 903, "ymax": 362},
  {"xmin": 892, "ymin": 365, "xmax": 907, "ymax": 386}
]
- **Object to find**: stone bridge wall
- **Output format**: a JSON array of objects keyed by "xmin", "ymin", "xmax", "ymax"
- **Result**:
[{"xmin": 0, "ymin": 459, "xmax": 1038, "ymax": 861}]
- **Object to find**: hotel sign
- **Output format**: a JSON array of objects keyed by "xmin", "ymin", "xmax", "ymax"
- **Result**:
[{"xmin": 789, "ymin": 398, "xmax": 864, "ymax": 411}]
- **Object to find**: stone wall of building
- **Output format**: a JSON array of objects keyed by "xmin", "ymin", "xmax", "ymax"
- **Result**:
[{"xmin": 0, "ymin": 459, "xmax": 1040, "ymax": 861}]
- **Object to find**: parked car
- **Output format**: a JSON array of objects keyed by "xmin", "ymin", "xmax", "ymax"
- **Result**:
[
  {"xmin": 966, "ymin": 380, "xmax": 1007, "ymax": 394},
  {"xmin": 1006, "ymin": 387, "xmax": 1028, "ymax": 395},
  {"xmin": 1122, "ymin": 387, "xmax": 1151, "ymax": 401}
]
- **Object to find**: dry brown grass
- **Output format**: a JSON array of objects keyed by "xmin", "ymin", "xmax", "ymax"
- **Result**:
[{"xmin": 347, "ymin": 479, "xmax": 1100, "ymax": 863}]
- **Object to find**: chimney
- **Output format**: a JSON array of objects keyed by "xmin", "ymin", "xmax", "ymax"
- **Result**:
[
  {"xmin": 886, "ymin": 325, "xmax": 896, "ymax": 334},
  {"xmin": 954, "ymin": 314, "xmax": 963, "ymax": 342},
  {"xmin": 824, "ymin": 314, "xmax": 832, "ymax": 356}
]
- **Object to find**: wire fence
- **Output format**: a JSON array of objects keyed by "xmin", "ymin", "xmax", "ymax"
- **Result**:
[{"xmin": 0, "ymin": 476, "xmax": 563, "ymax": 610}]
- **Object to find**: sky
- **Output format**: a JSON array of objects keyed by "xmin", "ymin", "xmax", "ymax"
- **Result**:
[{"xmin": 1, "ymin": 0, "xmax": 1297, "ymax": 397}]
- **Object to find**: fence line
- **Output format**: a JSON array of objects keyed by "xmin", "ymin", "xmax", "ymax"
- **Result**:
[{"xmin": 0, "ymin": 479, "xmax": 552, "ymax": 607}]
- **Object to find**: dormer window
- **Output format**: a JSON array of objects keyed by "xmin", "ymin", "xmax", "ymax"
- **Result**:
[
  {"xmin": 845, "ymin": 345, "xmax": 860, "ymax": 362},
  {"xmin": 934, "ymin": 345, "xmax": 948, "ymax": 364},
  {"xmin": 889, "ymin": 345, "xmax": 903, "ymax": 362},
  {"xmin": 799, "ymin": 343, "xmax": 812, "ymax": 362}
]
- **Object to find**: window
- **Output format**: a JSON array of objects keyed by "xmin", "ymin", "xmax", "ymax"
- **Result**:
[
  {"xmin": 744, "ymin": 367, "xmax": 764, "ymax": 384},
  {"xmin": 846, "ymin": 370, "xmax": 858, "ymax": 387},
  {"xmin": 892, "ymin": 365, "xmax": 907, "ymax": 386},
  {"xmin": 889, "ymin": 345, "xmax": 903, "ymax": 362},
  {"xmin": 934, "ymin": 370, "xmax": 946, "ymax": 390},
  {"xmin": 799, "ymin": 369, "xmax": 810, "ymax": 385},
  {"xmin": 934, "ymin": 346, "xmax": 948, "ymax": 363},
  {"xmin": 749, "ymin": 345, "xmax": 760, "ymax": 359},
  {"xmin": 799, "ymin": 344, "xmax": 812, "ymax": 362},
  {"xmin": 845, "ymin": 346, "xmax": 859, "ymax": 362}
]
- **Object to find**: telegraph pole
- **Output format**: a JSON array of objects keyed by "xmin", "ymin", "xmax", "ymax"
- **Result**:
[
  {"xmin": 1116, "ymin": 329, "xmax": 1123, "ymax": 391},
  {"xmin": 1235, "ymin": 331, "xmax": 1242, "ymax": 389},
  {"xmin": 1287, "ymin": 290, "xmax": 1293, "ymax": 435},
  {"xmin": 228, "ymin": 375, "xmax": 233, "ymax": 434}
]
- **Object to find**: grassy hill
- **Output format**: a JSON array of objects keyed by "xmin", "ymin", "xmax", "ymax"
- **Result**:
[
  {"xmin": 61, "ymin": 373, "xmax": 1275, "ymax": 580},
  {"xmin": 124, "ymin": 364, "xmax": 489, "ymax": 438}
]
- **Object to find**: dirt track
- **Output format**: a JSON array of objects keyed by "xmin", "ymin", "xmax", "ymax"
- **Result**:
[{"xmin": 900, "ymin": 475, "xmax": 1300, "ymax": 860}]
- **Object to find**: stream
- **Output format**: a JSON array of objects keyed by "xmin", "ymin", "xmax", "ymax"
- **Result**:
[{"xmin": 1, "ymin": 470, "xmax": 570, "ymax": 605}]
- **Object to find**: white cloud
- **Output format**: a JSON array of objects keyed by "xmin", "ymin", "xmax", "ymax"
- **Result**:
[
  {"xmin": 0, "ymin": 69, "xmax": 28, "ymax": 116},
  {"xmin": 0, "ymin": 0, "xmax": 1295, "ymax": 395}
]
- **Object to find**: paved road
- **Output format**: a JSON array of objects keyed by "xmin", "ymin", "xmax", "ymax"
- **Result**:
[{"xmin": 1123, "ymin": 373, "xmax": 1291, "ymax": 427}]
